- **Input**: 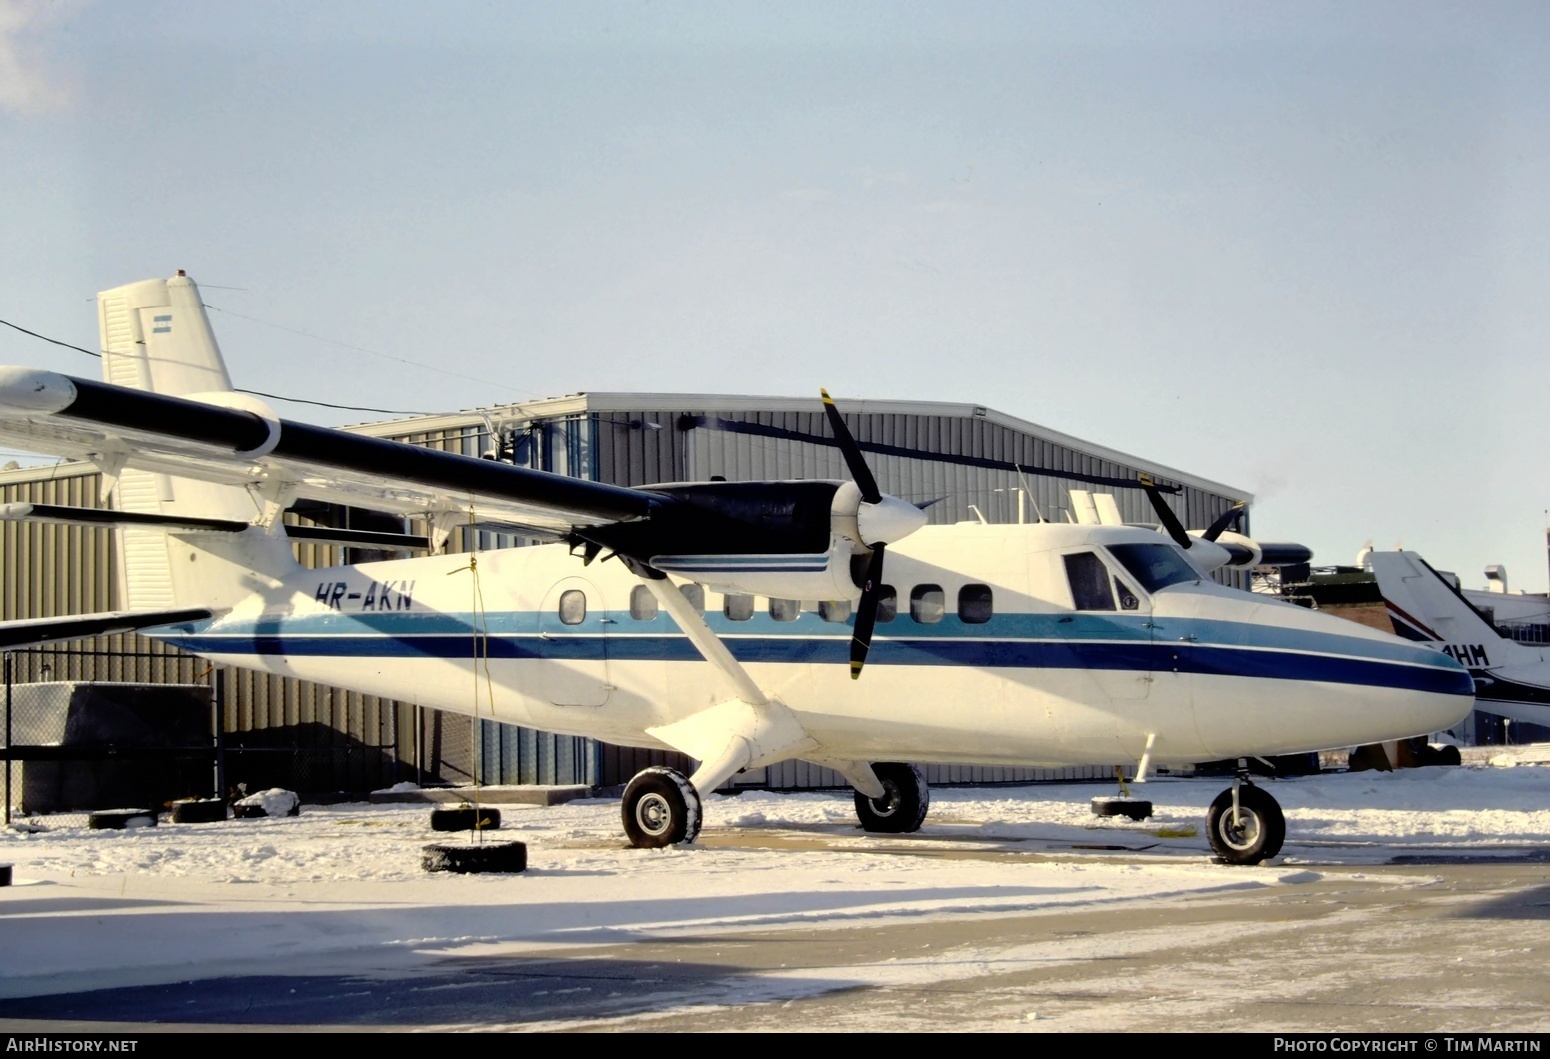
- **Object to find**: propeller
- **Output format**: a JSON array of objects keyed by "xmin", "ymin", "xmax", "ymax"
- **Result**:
[
  {"xmin": 1137, "ymin": 477, "xmax": 1310, "ymax": 571},
  {"xmin": 1137, "ymin": 474, "xmax": 1191, "ymax": 549},
  {"xmin": 1200, "ymin": 501, "xmax": 1246, "ymax": 542},
  {"xmin": 821, "ymin": 389, "xmax": 926, "ymax": 679}
]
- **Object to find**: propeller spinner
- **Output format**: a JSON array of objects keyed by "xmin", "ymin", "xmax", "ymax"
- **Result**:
[{"xmin": 821, "ymin": 389, "xmax": 927, "ymax": 679}]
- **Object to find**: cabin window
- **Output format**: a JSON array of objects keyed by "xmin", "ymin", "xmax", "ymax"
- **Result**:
[
  {"xmin": 819, "ymin": 599, "xmax": 852, "ymax": 623},
  {"xmin": 911, "ymin": 584, "xmax": 945, "ymax": 624},
  {"xmin": 1063, "ymin": 552, "xmax": 1116, "ymax": 611},
  {"xmin": 958, "ymin": 584, "xmax": 993, "ymax": 624},
  {"xmin": 769, "ymin": 598, "xmax": 800, "ymax": 622},
  {"xmin": 558, "ymin": 589, "xmax": 587, "ymax": 625},
  {"xmin": 679, "ymin": 583, "xmax": 705, "ymax": 612},
  {"xmin": 875, "ymin": 586, "xmax": 898, "ymax": 623},
  {"xmin": 629, "ymin": 585, "xmax": 658, "ymax": 621},
  {"xmin": 1108, "ymin": 542, "xmax": 1197, "ymax": 592},
  {"xmin": 724, "ymin": 594, "xmax": 754, "ymax": 621}
]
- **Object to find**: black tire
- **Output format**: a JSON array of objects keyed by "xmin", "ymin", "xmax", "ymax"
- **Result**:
[
  {"xmin": 171, "ymin": 799, "xmax": 228, "ymax": 824},
  {"xmin": 854, "ymin": 762, "xmax": 929, "ymax": 834},
  {"xmin": 1430, "ymin": 744, "xmax": 1463, "ymax": 767},
  {"xmin": 421, "ymin": 841, "xmax": 527, "ymax": 874},
  {"xmin": 621, "ymin": 767, "xmax": 702, "ymax": 848},
  {"xmin": 0, "ymin": 864, "xmax": 12, "ymax": 887},
  {"xmin": 1206, "ymin": 785, "xmax": 1285, "ymax": 865},
  {"xmin": 1091, "ymin": 797, "xmax": 1154, "ymax": 821},
  {"xmin": 429, "ymin": 807, "xmax": 502, "ymax": 832},
  {"xmin": 87, "ymin": 809, "xmax": 158, "ymax": 830}
]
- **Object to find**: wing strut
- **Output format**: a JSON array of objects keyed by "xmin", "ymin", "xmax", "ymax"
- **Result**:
[{"xmin": 638, "ymin": 576, "xmax": 817, "ymax": 796}]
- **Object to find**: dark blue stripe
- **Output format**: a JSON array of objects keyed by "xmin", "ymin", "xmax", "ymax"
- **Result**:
[{"xmin": 157, "ymin": 631, "xmax": 1471, "ymax": 696}]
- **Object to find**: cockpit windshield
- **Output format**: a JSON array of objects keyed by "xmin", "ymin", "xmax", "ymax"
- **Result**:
[{"xmin": 1107, "ymin": 542, "xmax": 1199, "ymax": 592}]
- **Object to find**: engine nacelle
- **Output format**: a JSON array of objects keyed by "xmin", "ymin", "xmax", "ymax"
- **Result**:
[{"xmin": 589, "ymin": 478, "xmax": 927, "ymax": 602}]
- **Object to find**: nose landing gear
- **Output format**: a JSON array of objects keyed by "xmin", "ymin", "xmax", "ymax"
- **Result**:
[{"xmin": 1206, "ymin": 766, "xmax": 1286, "ymax": 865}]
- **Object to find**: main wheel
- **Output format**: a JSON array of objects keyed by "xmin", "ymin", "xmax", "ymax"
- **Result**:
[
  {"xmin": 854, "ymin": 762, "xmax": 929, "ymax": 833},
  {"xmin": 1205, "ymin": 784, "xmax": 1285, "ymax": 864},
  {"xmin": 621, "ymin": 766, "xmax": 702, "ymax": 848}
]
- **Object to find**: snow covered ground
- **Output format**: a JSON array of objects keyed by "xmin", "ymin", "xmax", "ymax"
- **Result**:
[{"xmin": 2, "ymin": 751, "xmax": 1549, "ymax": 1031}]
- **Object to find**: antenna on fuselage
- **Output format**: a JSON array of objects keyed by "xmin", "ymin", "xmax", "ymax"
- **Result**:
[{"xmin": 1013, "ymin": 464, "xmax": 1046, "ymax": 523}]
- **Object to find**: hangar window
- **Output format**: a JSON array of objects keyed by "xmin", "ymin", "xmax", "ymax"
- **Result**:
[
  {"xmin": 679, "ymin": 583, "xmax": 705, "ymax": 612},
  {"xmin": 724, "ymin": 594, "xmax": 754, "ymax": 621},
  {"xmin": 1063, "ymin": 552, "xmax": 1116, "ymax": 611},
  {"xmin": 629, "ymin": 585, "xmax": 658, "ymax": 621},
  {"xmin": 911, "ymin": 584, "xmax": 945, "ymax": 624},
  {"xmin": 819, "ymin": 599, "xmax": 852, "ymax": 623},
  {"xmin": 558, "ymin": 589, "xmax": 587, "ymax": 625},
  {"xmin": 958, "ymin": 584, "xmax": 993, "ymax": 624},
  {"xmin": 875, "ymin": 586, "xmax": 898, "ymax": 623},
  {"xmin": 769, "ymin": 598, "xmax": 800, "ymax": 622}
]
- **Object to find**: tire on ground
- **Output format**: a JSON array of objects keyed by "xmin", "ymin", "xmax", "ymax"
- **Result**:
[
  {"xmin": 87, "ymin": 809, "xmax": 158, "ymax": 830},
  {"xmin": 430, "ymin": 807, "xmax": 502, "ymax": 832},
  {"xmin": 621, "ymin": 766, "xmax": 702, "ymax": 848},
  {"xmin": 1205, "ymin": 785, "xmax": 1285, "ymax": 865},
  {"xmin": 171, "ymin": 799, "xmax": 229, "ymax": 824},
  {"xmin": 1091, "ymin": 797, "xmax": 1154, "ymax": 821},
  {"xmin": 854, "ymin": 762, "xmax": 930, "ymax": 834},
  {"xmin": 421, "ymin": 841, "xmax": 527, "ymax": 874}
]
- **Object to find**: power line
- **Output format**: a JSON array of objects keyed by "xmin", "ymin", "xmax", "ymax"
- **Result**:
[{"xmin": 0, "ymin": 315, "xmax": 432, "ymax": 417}]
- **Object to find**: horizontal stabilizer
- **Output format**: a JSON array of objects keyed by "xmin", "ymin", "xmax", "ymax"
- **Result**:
[
  {"xmin": 0, "ymin": 607, "xmax": 216, "ymax": 649},
  {"xmin": 0, "ymin": 502, "xmax": 250, "ymax": 533}
]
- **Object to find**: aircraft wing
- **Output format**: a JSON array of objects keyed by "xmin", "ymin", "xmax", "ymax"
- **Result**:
[
  {"xmin": 0, "ymin": 608, "xmax": 218, "ymax": 649},
  {"xmin": 0, "ymin": 367, "xmax": 655, "ymax": 538}
]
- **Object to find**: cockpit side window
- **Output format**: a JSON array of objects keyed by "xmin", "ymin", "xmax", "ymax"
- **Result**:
[
  {"xmin": 1108, "ymin": 542, "xmax": 1198, "ymax": 592},
  {"xmin": 1063, "ymin": 552, "xmax": 1116, "ymax": 611}
]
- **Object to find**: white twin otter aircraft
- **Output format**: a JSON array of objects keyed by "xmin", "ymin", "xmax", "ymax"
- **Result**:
[{"xmin": 0, "ymin": 274, "xmax": 1473, "ymax": 864}]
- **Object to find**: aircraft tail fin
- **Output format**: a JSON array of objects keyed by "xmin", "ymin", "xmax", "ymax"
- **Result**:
[
  {"xmin": 96, "ymin": 273, "xmax": 299, "ymax": 612},
  {"xmin": 1368, "ymin": 550, "xmax": 1524, "ymax": 670}
]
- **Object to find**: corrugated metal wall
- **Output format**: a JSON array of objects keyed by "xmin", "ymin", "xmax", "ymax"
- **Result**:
[{"xmin": 2, "ymin": 396, "xmax": 1247, "ymax": 794}]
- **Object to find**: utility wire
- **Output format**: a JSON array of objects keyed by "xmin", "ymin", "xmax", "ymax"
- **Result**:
[
  {"xmin": 203, "ymin": 303, "xmax": 548, "ymax": 399},
  {"xmin": 0, "ymin": 315, "xmax": 433, "ymax": 417}
]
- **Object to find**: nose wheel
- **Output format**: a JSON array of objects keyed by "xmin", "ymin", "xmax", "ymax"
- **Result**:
[{"xmin": 1206, "ymin": 778, "xmax": 1285, "ymax": 864}]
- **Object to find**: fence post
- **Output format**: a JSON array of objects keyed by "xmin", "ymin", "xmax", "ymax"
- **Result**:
[
  {"xmin": 213, "ymin": 668, "xmax": 226, "ymax": 801},
  {"xmin": 4, "ymin": 652, "xmax": 11, "ymax": 826}
]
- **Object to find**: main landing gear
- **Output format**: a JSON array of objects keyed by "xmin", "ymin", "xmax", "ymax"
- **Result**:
[
  {"xmin": 1206, "ymin": 766, "xmax": 1286, "ymax": 865},
  {"xmin": 854, "ymin": 762, "xmax": 930, "ymax": 833},
  {"xmin": 621, "ymin": 766, "xmax": 703, "ymax": 849}
]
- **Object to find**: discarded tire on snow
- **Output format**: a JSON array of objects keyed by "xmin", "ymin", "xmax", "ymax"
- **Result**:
[
  {"xmin": 87, "ymin": 809, "xmax": 158, "ymax": 830},
  {"xmin": 0, "ymin": 864, "xmax": 11, "ymax": 886},
  {"xmin": 171, "ymin": 798, "xmax": 228, "ymax": 824},
  {"xmin": 1091, "ymin": 797, "xmax": 1153, "ymax": 821},
  {"xmin": 421, "ymin": 840, "xmax": 527, "ymax": 874},
  {"xmin": 232, "ymin": 789, "xmax": 300, "ymax": 818},
  {"xmin": 429, "ymin": 807, "xmax": 501, "ymax": 832}
]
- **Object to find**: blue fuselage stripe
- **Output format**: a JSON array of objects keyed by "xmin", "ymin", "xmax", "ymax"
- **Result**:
[{"xmin": 156, "ymin": 611, "xmax": 1473, "ymax": 697}]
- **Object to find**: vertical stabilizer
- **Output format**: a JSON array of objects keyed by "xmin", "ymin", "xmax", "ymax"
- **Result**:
[
  {"xmin": 1369, "ymin": 550, "xmax": 1527, "ymax": 671},
  {"xmin": 97, "ymin": 272, "xmax": 298, "ymax": 611}
]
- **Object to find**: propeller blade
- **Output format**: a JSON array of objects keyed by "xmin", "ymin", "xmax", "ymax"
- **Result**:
[
  {"xmin": 821, "ymin": 389, "xmax": 882, "ymax": 504},
  {"xmin": 1138, "ymin": 474, "xmax": 1192, "ymax": 549},
  {"xmin": 850, "ymin": 544, "xmax": 886, "ymax": 679},
  {"xmin": 1202, "ymin": 502, "xmax": 1246, "ymax": 542}
]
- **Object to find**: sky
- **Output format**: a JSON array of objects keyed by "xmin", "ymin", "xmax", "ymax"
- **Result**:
[
  {"xmin": 3, "ymin": 2, "xmax": 1550, "ymax": 590},
  {"xmin": 3, "ymin": 762, "xmax": 1550, "ymax": 1030}
]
